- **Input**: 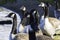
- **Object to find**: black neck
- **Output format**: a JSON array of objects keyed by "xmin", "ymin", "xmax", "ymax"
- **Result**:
[
  {"xmin": 54, "ymin": 0, "xmax": 58, "ymax": 10},
  {"xmin": 44, "ymin": 5, "xmax": 49, "ymax": 18}
]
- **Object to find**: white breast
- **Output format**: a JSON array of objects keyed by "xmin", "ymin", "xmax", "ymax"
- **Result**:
[
  {"xmin": 44, "ymin": 18, "xmax": 55, "ymax": 35},
  {"xmin": 40, "ymin": 16, "xmax": 55, "ymax": 38}
]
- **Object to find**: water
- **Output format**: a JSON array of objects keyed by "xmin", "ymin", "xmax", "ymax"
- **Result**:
[
  {"xmin": 0, "ymin": 7, "xmax": 21, "ymax": 40},
  {"xmin": 0, "ymin": 18, "xmax": 13, "ymax": 40}
]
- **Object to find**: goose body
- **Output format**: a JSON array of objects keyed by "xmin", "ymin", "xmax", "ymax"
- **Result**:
[
  {"xmin": 48, "ymin": 17, "xmax": 60, "ymax": 29},
  {"xmin": 47, "ymin": 17, "xmax": 60, "ymax": 34},
  {"xmin": 44, "ymin": 17, "xmax": 55, "ymax": 38},
  {"xmin": 40, "ymin": 14, "xmax": 60, "ymax": 38},
  {"xmin": 40, "ymin": 15, "xmax": 55, "ymax": 38}
]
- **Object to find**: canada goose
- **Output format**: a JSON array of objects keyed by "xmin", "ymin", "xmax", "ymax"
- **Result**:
[
  {"xmin": 30, "ymin": 9, "xmax": 40, "ymax": 32},
  {"xmin": 13, "ymin": 7, "xmax": 30, "ymax": 40},
  {"xmin": 6, "ymin": 13, "xmax": 17, "ymax": 39},
  {"xmin": 19, "ymin": 6, "xmax": 30, "ymax": 33},
  {"xmin": 6, "ymin": 13, "xmax": 17, "ymax": 34},
  {"xmin": 19, "ymin": 6, "xmax": 33, "ymax": 33},
  {"xmin": 13, "ymin": 12, "xmax": 30, "ymax": 40},
  {"xmin": 29, "ymin": 9, "xmax": 43, "ymax": 40},
  {"xmin": 39, "ymin": 2, "xmax": 57, "ymax": 38},
  {"xmin": 30, "ymin": 9, "xmax": 53, "ymax": 40}
]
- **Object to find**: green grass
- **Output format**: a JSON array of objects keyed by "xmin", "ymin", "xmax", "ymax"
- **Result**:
[
  {"xmin": 54, "ymin": 35, "xmax": 60, "ymax": 40},
  {"xmin": 54, "ymin": 30, "xmax": 60, "ymax": 40}
]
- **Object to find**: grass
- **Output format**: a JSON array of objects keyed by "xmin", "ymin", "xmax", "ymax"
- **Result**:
[
  {"xmin": 54, "ymin": 35, "xmax": 60, "ymax": 40},
  {"xmin": 54, "ymin": 30, "xmax": 60, "ymax": 40}
]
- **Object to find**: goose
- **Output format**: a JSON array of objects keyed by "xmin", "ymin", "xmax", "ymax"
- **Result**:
[
  {"xmin": 29, "ymin": 9, "xmax": 43, "ymax": 40},
  {"xmin": 13, "ymin": 7, "xmax": 30, "ymax": 40},
  {"xmin": 13, "ymin": 12, "xmax": 31, "ymax": 40},
  {"xmin": 6, "ymin": 13, "xmax": 17, "ymax": 39},
  {"xmin": 39, "ymin": 2, "xmax": 60, "ymax": 38},
  {"xmin": 19, "ymin": 6, "xmax": 27, "ymax": 33},
  {"xmin": 19, "ymin": 6, "xmax": 31, "ymax": 33},
  {"xmin": 13, "ymin": 33, "xmax": 29, "ymax": 40},
  {"xmin": 6, "ymin": 13, "xmax": 17, "ymax": 34}
]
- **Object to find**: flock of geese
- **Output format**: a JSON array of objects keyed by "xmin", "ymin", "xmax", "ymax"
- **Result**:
[
  {"xmin": 0, "ymin": 2, "xmax": 60, "ymax": 40},
  {"xmin": 12, "ymin": 2, "xmax": 60, "ymax": 40}
]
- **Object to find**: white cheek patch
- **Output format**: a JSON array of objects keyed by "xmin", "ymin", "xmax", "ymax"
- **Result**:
[
  {"xmin": 27, "ymin": 15, "xmax": 30, "ymax": 17},
  {"xmin": 32, "ymin": 11, "xmax": 36, "ymax": 16},
  {"xmin": 41, "ymin": 3, "xmax": 45, "ymax": 7},
  {"xmin": 11, "ymin": 14, "xmax": 15, "ymax": 18},
  {"xmin": 33, "ymin": 11, "xmax": 36, "ymax": 14},
  {"xmin": 23, "ymin": 7, "xmax": 26, "ymax": 11},
  {"xmin": 38, "ymin": 2, "xmax": 45, "ymax": 7},
  {"xmin": 20, "ymin": 6, "xmax": 26, "ymax": 11}
]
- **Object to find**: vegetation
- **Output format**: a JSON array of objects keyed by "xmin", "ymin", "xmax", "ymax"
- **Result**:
[
  {"xmin": 0, "ymin": 0, "xmax": 16, "ymax": 5},
  {"xmin": 0, "ymin": 0, "xmax": 7, "ymax": 5},
  {"xmin": 54, "ymin": 35, "xmax": 60, "ymax": 40},
  {"xmin": 37, "ymin": 0, "xmax": 54, "ymax": 4}
]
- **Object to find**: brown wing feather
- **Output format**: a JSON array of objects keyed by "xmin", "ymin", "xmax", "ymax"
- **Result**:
[{"xmin": 48, "ymin": 17, "xmax": 60, "ymax": 28}]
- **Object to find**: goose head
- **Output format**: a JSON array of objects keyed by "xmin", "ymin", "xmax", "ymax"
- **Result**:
[
  {"xmin": 30, "ymin": 9, "xmax": 37, "ymax": 19},
  {"xmin": 30, "ymin": 9, "xmax": 40, "ymax": 19},
  {"xmin": 31, "ymin": 9, "xmax": 40, "ymax": 25},
  {"xmin": 20, "ymin": 6, "xmax": 26, "ymax": 11},
  {"xmin": 6, "ymin": 13, "xmax": 16, "ymax": 18},
  {"xmin": 20, "ymin": 6, "xmax": 27, "ymax": 18},
  {"xmin": 38, "ymin": 2, "xmax": 46, "ymax": 7},
  {"xmin": 30, "ymin": 9, "xmax": 36, "ymax": 24}
]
